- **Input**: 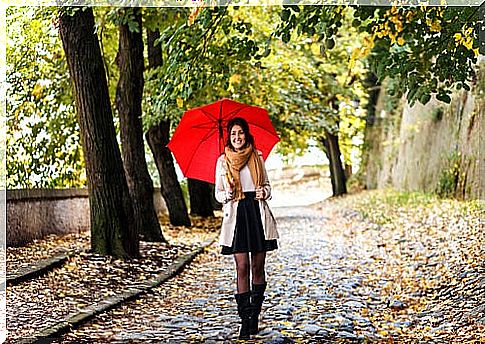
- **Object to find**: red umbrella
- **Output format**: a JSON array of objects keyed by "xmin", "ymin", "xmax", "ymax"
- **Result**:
[{"xmin": 167, "ymin": 98, "xmax": 280, "ymax": 184}]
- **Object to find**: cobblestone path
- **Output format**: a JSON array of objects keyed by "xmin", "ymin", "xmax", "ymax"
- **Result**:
[
  {"xmin": 61, "ymin": 197, "xmax": 483, "ymax": 343},
  {"xmin": 61, "ymin": 204, "xmax": 385, "ymax": 343}
]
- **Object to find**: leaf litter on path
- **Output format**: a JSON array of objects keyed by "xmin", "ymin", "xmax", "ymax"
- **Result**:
[
  {"xmin": 8, "ymin": 189, "xmax": 483, "ymax": 343},
  {"xmin": 6, "ymin": 215, "xmax": 220, "ymax": 343}
]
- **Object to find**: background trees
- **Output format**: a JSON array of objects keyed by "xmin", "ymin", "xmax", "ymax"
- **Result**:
[
  {"xmin": 6, "ymin": 5, "xmax": 480, "ymax": 256},
  {"xmin": 59, "ymin": 7, "xmax": 139, "ymax": 257},
  {"xmin": 276, "ymin": 5, "xmax": 480, "ymax": 106},
  {"xmin": 6, "ymin": 7, "xmax": 83, "ymax": 188}
]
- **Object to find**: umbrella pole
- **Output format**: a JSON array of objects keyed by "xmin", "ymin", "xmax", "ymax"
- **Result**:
[
  {"xmin": 219, "ymin": 100, "xmax": 224, "ymax": 156},
  {"xmin": 218, "ymin": 119, "xmax": 223, "ymax": 155}
]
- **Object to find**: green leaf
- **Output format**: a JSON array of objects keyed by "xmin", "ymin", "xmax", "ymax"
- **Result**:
[
  {"xmin": 282, "ymin": 31, "xmax": 290, "ymax": 43},
  {"xmin": 420, "ymin": 93, "xmax": 431, "ymax": 105},
  {"xmin": 407, "ymin": 85, "xmax": 419, "ymax": 103},
  {"xmin": 281, "ymin": 9, "xmax": 290, "ymax": 21},
  {"xmin": 436, "ymin": 93, "xmax": 452, "ymax": 103}
]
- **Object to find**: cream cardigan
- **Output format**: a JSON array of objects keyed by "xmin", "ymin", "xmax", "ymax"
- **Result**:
[{"xmin": 214, "ymin": 151, "xmax": 279, "ymax": 247}]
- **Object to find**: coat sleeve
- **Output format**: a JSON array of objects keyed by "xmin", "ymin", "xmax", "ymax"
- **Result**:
[
  {"xmin": 258, "ymin": 152, "xmax": 272, "ymax": 200},
  {"xmin": 215, "ymin": 155, "xmax": 232, "ymax": 204}
]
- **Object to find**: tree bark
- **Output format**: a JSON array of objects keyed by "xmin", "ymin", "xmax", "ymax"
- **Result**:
[
  {"xmin": 364, "ymin": 72, "xmax": 380, "ymax": 128},
  {"xmin": 359, "ymin": 72, "xmax": 381, "ymax": 190},
  {"xmin": 188, "ymin": 179, "xmax": 214, "ymax": 217},
  {"xmin": 146, "ymin": 123, "xmax": 191, "ymax": 226},
  {"xmin": 115, "ymin": 8, "xmax": 166, "ymax": 242},
  {"xmin": 321, "ymin": 130, "xmax": 347, "ymax": 197},
  {"xmin": 145, "ymin": 27, "xmax": 191, "ymax": 226},
  {"xmin": 59, "ymin": 7, "xmax": 139, "ymax": 258}
]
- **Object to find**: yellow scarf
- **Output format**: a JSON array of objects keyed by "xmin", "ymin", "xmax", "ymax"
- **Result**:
[{"xmin": 224, "ymin": 145, "xmax": 264, "ymax": 201}]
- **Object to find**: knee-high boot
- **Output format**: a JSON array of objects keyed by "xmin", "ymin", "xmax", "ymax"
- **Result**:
[
  {"xmin": 235, "ymin": 292, "xmax": 252, "ymax": 340},
  {"xmin": 249, "ymin": 282, "xmax": 267, "ymax": 335}
]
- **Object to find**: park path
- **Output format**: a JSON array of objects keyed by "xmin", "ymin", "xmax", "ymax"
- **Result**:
[
  {"xmin": 60, "ymin": 187, "xmax": 483, "ymax": 343},
  {"xmin": 8, "ymin": 171, "xmax": 482, "ymax": 343},
  {"xmin": 60, "ymin": 203, "xmax": 399, "ymax": 343}
]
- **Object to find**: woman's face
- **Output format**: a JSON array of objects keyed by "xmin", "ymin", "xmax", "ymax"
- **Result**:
[{"xmin": 230, "ymin": 124, "xmax": 246, "ymax": 151}]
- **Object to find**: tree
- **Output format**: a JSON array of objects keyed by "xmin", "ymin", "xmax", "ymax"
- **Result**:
[
  {"xmin": 319, "ymin": 98, "xmax": 347, "ymax": 196},
  {"xmin": 146, "ymin": 121, "xmax": 192, "ymax": 226},
  {"xmin": 188, "ymin": 179, "xmax": 214, "ymax": 217},
  {"xmin": 59, "ymin": 7, "xmax": 139, "ymax": 258},
  {"xmin": 6, "ymin": 7, "xmax": 84, "ymax": 188},
  {"xmin": 144, "ymin": 9, "xmax": 191, "ymax": 227},
  {"xmin": 142, "ymin": 6, "xmax": 263, "ymax": 211},
  {"xmin": 228, "ymin": 6, "xmax": 366, "ymax": 196},
  {"xmin": 143, "ymin": 6, "xmax": 262, "ymax": 128},
  {"xmin": 275, "ymin": 5, "xmax": 480, "ymax": 106},
  {"xmin": 115, "ymin": 8, "xmax": 166, "ymax": 242}
]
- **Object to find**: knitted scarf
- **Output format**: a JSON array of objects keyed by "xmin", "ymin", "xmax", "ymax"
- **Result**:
[{"xmin": 224, "ymin": 145, "xmax": 264, "ymax": 201}]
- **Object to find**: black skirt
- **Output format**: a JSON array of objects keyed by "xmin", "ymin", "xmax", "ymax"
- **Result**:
[{"xmin": 221, "ymin": 191, "xmax": 278, "ymax": 255}]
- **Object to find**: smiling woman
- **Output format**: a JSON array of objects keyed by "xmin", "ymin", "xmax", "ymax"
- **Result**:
[
  {"xmin": 229, "ymin": 124, "xmax": 247, "ymax": 151},
  {"xmin": 215, "ymin": 117, "xmax": 279, "ymax": 340}
]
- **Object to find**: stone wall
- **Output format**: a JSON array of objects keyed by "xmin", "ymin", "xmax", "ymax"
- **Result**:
[
  {"xmin": 7, "ymin": 188, "xmax": 168, "ymax": 247},
  {"xmin": 362, "ymin": 64, "xmax": 484, "ymax": 200}
]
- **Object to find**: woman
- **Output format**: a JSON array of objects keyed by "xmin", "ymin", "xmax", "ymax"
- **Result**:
[{"xmin": 215, "ymin": 117, "xmax": 279, "ymax": 340}]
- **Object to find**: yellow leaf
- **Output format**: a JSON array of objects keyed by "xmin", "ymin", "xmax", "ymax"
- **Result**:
[
  {"xmin": 406, "ymin": 11, "xmax": 414, "ymax": 22},
  {"xmin": 379, "ymin": 330, "xmax": 389, "ymax": 337},
  {"xmin": 397, "ymin": 37, "xmax": 405, "ymax": 46},
  {"xmin": 176, "ymin": 98, "xmax": 184, "ymax": 108},
  {"xmin": 430, "ymin": 20, "xmax": 441, "ymax": 32},
  {"xmin": 229, "ymin": 74, "xmax": 241, "ymax": 84},
  {"xmin": 454, "ymin": 33, "xmax": 463, "ymax": 43},
  {"xmin": 32, "ymin": 83, "xmax": 43, "ymax": 98},
  {"xmin": 464, "ymin": 37, "xmax": 473, "ymax": 50}
]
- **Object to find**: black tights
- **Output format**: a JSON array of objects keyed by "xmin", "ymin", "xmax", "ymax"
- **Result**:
[{"xmin": 234, "ymin": 251, "xmax": 266, "ymax": 294}]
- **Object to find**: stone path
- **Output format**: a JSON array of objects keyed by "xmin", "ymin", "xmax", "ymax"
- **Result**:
[
  {"xmin": 16, "ymin": 187, "xmax": 480, "ymax": 343},
  {"xmin": 62, "ymin": 205, "xmax": 388, "ymax": 343}
]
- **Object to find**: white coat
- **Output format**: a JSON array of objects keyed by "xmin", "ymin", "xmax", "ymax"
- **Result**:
[{"xmin": 214, "ymin": 151, "xmax": 279, "ymax": 247}]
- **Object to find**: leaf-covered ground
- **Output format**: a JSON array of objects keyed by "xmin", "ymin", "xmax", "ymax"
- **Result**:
[
  {"xmin": 6, "ymin": 216, "xmax": 219, "ymax": 342},
  {"xmin": 49, "ymin": 189, "xmax": 483, "ymax": 343},
  {"xmin": 327, "ymin": 190, "xmax": 484, "ymax": 342},
  {"xmin": 7, "ymin": 232, "xmax": 90, "ymax": 277}
]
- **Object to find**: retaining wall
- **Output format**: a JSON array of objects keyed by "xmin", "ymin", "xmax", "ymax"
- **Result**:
[{"xmin": 7, "ymin": 188, "xmax": 168, "ymax": 247}]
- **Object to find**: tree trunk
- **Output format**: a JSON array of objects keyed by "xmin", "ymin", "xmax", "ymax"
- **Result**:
[
  {"xmin": 345, "ymin": 164, "xmax": 352, "ymax": 180},
  {"xmin": 321, "ymin": 130, "xmax": 347, "ymax": 197},
  {"xmin": 115, "ymin": 8, "xmax": 165, "ymax": 242},
  {"xmin": 188, "ymin": 179, "xmax": 214, "ymax": 217},
  {"xmin": 146, "ymin": 123, "xmax": 191, "ymax": 226},
  {"xmin": 358, "ymin": 72, "xmax": 381, "ymax": 190},
  {"xmin": 59, "ymin": 7, "xmax": 139, "ymax": 258},
  {"xmin": 145, "ymin": 27, "xmax": 191, "ymax": 226},
  {"xmin": 364, "ymin": 72, "xmax": 380, "ymax": 128}
]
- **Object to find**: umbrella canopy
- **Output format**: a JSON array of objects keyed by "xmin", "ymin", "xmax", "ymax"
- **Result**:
[{"xmin": 167, "ymin": 98, "xmax": 280, "ymax": 184}]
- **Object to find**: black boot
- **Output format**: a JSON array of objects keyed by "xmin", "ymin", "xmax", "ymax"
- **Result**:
[
  {"xmin": 249, "ymin": 282, "xmax": 267, "ymax": 335},
  {"xmin": 235, "ymin": 292, "xmax": 252, "ymax": 340}
]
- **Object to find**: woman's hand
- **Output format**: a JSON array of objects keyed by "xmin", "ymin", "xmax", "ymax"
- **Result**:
[{"xmin": 255, "ymin": 187, "xmax": 266, "ymax": 200}]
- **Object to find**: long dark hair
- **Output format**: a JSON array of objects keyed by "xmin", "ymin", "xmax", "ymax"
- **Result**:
[{"xmin": 226, "ymin": 117, "xmax": 255, "ymax": 150}]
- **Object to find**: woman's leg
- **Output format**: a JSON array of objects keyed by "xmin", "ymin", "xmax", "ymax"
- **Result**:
[
  {"xmin": 251, "ymin": 251, "xmax": 266, "ymax": 284},
  {"xmin": 234, "ymin": 252, "xmax": 251, "ymax": 339},
  {"xmin": 234, "ymin": 252, "xmax": 250, "ymax": 293},
  {"xmin": 249, "ymin": 251, "xmax": 267, "ymax": 334}
]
